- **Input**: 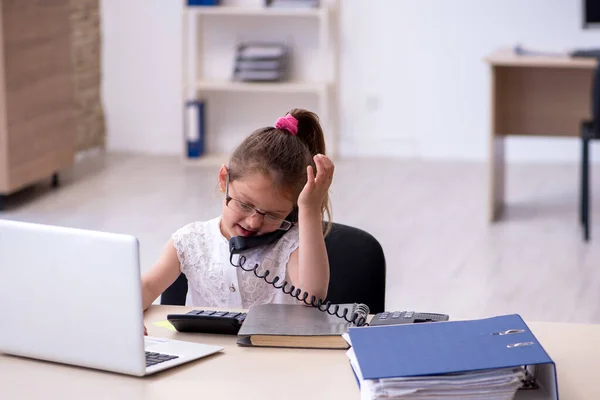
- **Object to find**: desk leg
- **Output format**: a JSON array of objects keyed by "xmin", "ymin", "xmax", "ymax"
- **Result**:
[
  {"xmin": 489, "ymin": 136, "xmax": 505, "ymax": 221},
  {"xmin": 489, "ymin": 66, "xmax": 505, "ymax": 222}
]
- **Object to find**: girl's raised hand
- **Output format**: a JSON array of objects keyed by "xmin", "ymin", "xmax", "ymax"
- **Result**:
[{"xmin": 298, "ymin": 154, "xmax": 334, "ymax": 211}]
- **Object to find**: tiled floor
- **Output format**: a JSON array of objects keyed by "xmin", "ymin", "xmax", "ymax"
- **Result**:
[{"xmin": 2, "ymin": 151, "xmax": 599, "ymax": 324}]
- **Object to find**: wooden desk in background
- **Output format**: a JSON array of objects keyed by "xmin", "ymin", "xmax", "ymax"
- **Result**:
[
  {"xmin": 1, "ymin": 305, "xmax": 600, "ymax": 399},
  {"xmin": 486, "ymin": 49, "xmax": 598, "ymax": 221}
]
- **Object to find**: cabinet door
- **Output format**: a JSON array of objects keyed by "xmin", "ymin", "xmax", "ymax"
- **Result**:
[{"xmin": 0, "ymin": 0, "xmax": 76, "ymax": 193}]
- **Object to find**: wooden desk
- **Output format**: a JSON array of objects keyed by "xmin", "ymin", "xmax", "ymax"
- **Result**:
[
  {"xmin": 1, "ymin": 305, "xmax": 600, "ymax": 399},
  {"xmin": 485, "ymin": 49, "xmax": 597, "ymax": 221}
]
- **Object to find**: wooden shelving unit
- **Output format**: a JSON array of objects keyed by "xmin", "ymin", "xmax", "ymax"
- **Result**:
[{"xmin": 181, "ymin": 1, "xmax": 339, "ymax": 166}]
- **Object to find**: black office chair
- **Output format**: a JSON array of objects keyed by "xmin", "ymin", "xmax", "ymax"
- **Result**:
[
  {"xmin": 580, "ymin": 60, "xmax": 600, "ymax": 241},
  {"xmin": 160, "ymin": 222, "xmax": 387, "ymax": 314}
]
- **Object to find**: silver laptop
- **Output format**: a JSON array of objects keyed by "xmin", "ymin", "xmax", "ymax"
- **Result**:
[{"xmin": 0, "ymin": 219, "xmax": 223, "ymax": 376}]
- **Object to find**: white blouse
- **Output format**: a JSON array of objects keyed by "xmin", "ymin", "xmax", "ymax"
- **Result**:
[{"xmin": 171, "ymin": 217, "xmax": 300, "ymax": 308}]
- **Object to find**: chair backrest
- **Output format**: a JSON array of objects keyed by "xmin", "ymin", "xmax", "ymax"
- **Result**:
[
  {"xmin": 592, "ymin": 60, "xmax": 600, "ymax": 123},
  {"xmin": 159, "ymin": 269, "xmax": 188, "ymax": 306},
  {"xmin": 322, "ymin": 222, "xmax": 386, "ymax": 313},
  {"xmin": 160, "ymin": 222, "xmax": 387, "ymax": 314}
]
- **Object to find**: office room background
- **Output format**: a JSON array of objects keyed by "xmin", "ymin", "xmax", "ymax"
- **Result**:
[{"xmin": 1, "ymin": 0, "xmax": 600, "ymax": 325}]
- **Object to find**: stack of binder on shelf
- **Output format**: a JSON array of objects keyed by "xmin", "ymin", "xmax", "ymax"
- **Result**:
[
  {"xmin": 233, "ymin": 42, "xmax": 288, "ymax": 82},
  {"xmin": 346, "ymin": 314, "xmax": 559, "ymax": 400}
]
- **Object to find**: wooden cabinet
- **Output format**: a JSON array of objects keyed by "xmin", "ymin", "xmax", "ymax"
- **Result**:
[{"xmin": 0, "ymin": 0, "xmax": 76, "ymax": 204}]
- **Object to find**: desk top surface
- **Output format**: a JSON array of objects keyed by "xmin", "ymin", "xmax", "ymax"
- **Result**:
[
  {"xmin": 1, "ymin": 305, "xmax": 600, "ymax": 399},
  {"xmin": 486, "ymin": 48, "xmax": 598, "ymax": 69}
]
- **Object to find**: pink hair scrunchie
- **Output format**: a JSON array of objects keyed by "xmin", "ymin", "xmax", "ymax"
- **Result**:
[{"xmin": 274, "ymin": 113, "xmax": 299, "ymax": 136}]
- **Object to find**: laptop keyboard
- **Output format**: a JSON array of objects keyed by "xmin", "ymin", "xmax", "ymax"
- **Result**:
[{"xmin": 145, "ymin": 351, "xmax": 179, "ymax": 367}]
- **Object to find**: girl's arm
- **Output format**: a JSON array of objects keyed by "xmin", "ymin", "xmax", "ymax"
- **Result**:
[
  {"xmin": 141, "ymin": 239, "xmax": 182, "ymax": 310},
  {"xmin": 286, "ymin": 208, "xmax": 329, "ymax": 301},
  {"xmin": 286, "ymin": 154, "xmax": 334, "ymax": 302}
]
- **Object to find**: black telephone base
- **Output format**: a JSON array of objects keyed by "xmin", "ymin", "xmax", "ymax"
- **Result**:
[{"xmin": 369, "ymin": 311, "xmax": 449, "ymax": 327}]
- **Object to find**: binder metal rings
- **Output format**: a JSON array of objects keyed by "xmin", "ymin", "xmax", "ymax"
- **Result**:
[
  {"xmin": 493, "ymin": 329, "xmax": 525, "ymax": 336},
  {"xmin": 507, "ymin": 341, "xmax": 535, "ymax": 348}
]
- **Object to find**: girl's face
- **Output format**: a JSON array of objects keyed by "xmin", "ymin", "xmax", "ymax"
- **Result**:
[{"xmin": 218, "ymin": 165, "xmax": 294, "ymax": 240}]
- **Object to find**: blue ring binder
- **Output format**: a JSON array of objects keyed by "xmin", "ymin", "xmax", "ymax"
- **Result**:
[
  {"xmin": 348, "ymin": 314, "xmax": 559, "ymax": 399},
  {"xmin": 185, "ymin": 100, "xmax": 205, "ymax": 158}
]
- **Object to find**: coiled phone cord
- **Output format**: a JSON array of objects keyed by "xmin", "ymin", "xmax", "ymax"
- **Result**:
[{"xmin": 229, "ymin": 252, "xmax": 368, "ymax": 327}]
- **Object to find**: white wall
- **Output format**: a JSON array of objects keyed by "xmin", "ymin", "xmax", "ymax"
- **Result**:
[
  {"xmin": 101, "ymin": 0, "xmax": 184, "ymax": 155},
  {"xmin": 101, "ymin": 0, "xmax": 600, "ymax": 162}
]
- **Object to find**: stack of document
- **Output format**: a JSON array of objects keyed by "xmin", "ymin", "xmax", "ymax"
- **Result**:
[
  {"xmin": 347, "ymin": 345, "xmax": 525, "ymax": 399},
  {"xmin": 345, "ymin": 314, "xmax": 559, "ymax": 400},
  {"xmin": 365, "ymin": 369, "xmax": 526, "ymax": 399}
]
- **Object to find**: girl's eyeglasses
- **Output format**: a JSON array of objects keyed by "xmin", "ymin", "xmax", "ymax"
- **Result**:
[{"xmin": 225, "ymin": 175, "xmax": 293, "ymax": 231}]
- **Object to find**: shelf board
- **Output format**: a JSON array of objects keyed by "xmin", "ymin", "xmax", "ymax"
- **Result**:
[
  {"xmin": 187, "ymin": 6, "xmax": 326, "ymax": 18},
  {"xmin": 196, "ymin": 80, "xmax": 327, "ymax": 94},
  {"xmin": 182, "ymin": 153, "xmax": 229, "ymax": 167}
]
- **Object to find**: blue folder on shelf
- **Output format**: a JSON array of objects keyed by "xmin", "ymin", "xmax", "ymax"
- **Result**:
[{"xmin": 348, "ymin": 314, "xmax": 558, "ymax": 399}]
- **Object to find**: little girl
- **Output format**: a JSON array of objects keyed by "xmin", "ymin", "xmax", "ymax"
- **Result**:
[{"xmin": 141, "ymin": 108, "xmax": 334, "ymax": 313}]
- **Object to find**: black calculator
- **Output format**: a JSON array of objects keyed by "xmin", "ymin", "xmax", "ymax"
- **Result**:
[
  {"xmin": 369, "ymin": 311, "xmax": 449, "ymax": 326},
  {"xmin": 166, "ymin": 310, "xmax": 247, "ymax": 335}
]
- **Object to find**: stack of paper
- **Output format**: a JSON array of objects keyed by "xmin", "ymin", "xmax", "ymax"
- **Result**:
[
  {"xmin": 346, "ymin": 341, "xmax": 525, "ymax": 399},
  {"xmin": 344, "ymin": 314, "xmax": 558, "ymax": 400}
]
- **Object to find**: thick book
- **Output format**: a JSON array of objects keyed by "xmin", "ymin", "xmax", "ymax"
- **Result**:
[{"xmin": 236, "ymin": 303, "xmax": 369, "ymax": 349}]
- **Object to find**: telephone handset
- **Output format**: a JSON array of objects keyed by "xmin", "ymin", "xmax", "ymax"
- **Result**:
[
  {"xmin": 229, "ymin": 229, "xmax": 287, "ymax": 254},
  {"xmin": 229, "ymin": 208, "xmax": 297, "ymax": 255}
]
